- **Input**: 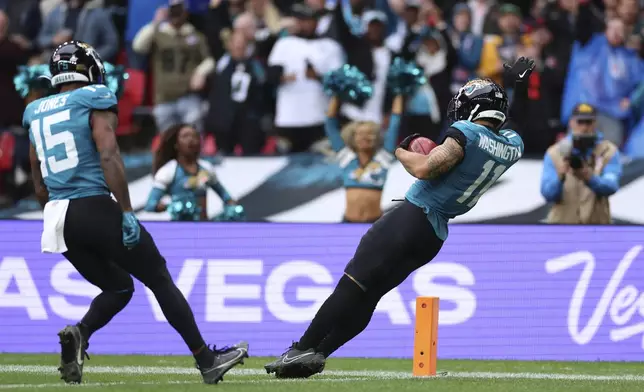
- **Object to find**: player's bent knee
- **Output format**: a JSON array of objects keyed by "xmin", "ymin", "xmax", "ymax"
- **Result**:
[
  {"xmin": 343, "ymin": 272, "xmax": 367, "ymax": 292},
  {"xmin": 112, "ymin": 288, "xmax": 134, "ymax": 305}
]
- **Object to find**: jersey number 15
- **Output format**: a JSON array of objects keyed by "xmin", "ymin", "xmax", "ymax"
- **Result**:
[
  {"xmin": 456, "ymin": 160, "xmax": 506, "ymax": 208},
  {"xmin": 30, "ymin": 109, "xmax": 79, "ymax": 178}
]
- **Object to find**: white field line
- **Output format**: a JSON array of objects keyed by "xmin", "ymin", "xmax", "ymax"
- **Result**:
[
  {"xmin": 0, "ymin": 365, "xmax": 643, "ymax": 388},
  {"xmin": 0, "ymin": 378, "xmax": 378, "ymax": 389}
]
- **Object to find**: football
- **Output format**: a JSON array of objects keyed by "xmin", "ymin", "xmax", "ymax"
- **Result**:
[{"xmin": 410, "ymin": 137, "xmax": 437, "ymax": 155}]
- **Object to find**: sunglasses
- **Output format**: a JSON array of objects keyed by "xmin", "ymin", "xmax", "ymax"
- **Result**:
[{"xmin": 576, "ymin": 119, "xmax": 594, "ymax": 125}]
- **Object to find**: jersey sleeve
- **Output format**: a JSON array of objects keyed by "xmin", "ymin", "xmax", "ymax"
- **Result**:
[{"xmin": 74, "ymin": 85, "xmax": 118, "ymax": 112}]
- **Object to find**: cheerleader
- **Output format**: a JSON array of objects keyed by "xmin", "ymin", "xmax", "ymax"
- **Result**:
[{"xmin": 144, "ymin": 123, "xmax": 244, "ymax": 221}]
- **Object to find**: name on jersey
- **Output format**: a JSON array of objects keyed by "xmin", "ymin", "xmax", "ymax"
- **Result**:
[
  {"xmin": 34, "ymin": 95, "xmax": 69, "ymax": 115},
  {"xmin": 478, "ymin": 134, "xmax": 521, "ymax": 161}
]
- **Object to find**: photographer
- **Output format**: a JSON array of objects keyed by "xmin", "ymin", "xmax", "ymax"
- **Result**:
[{"xmin": 540, "ymin": 103, "xmax": 622, "ymax": 224}]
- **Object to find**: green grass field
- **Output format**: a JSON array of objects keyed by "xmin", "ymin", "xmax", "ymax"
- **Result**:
[{"xmin": 1, "ymin": 354, "xmax": 643, "ymax": 391}]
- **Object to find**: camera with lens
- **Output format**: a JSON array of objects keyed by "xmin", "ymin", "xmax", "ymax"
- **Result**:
[{"xmin": 568, "ymin": 134, "xmax": 597, "ymax": 169}]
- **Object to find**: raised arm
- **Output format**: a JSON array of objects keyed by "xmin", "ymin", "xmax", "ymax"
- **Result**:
[
  {"xmin": 324, "ymin": 96, "xmax": 345, "ymax": 152},
  {"xmin": 382, "ymin": 95, "xmax": 403, "ymax": 152},
  {"xmin": 503, "ymin": 57, "xmax": 535, "ymax": 132},
  {"xmin": 91, "ymin": 110, "xmax": 133, "ymax": 212},
  {"xmin": 203, "ymin": 161, "xmax": 235, "ymax": 204}
]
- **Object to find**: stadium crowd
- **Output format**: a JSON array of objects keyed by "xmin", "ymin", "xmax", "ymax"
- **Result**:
[{"xmin": 0, "ymin": 0, "xmax": 642, "ymax": 208}]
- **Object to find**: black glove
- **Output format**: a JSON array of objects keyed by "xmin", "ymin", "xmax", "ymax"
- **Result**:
[
  {"xmin": 503, "ymin": 57, "xmax": 535, "ymax": 83},
  {"xmin": 398, "ymin": 133, "xmax": 421, "ymax": 150}
]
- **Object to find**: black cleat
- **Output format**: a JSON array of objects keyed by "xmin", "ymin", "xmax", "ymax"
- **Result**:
[
  {"xmin": 57, "ymin": 325, "xmax": 89, "ymax": 384},
  {"xmin": 197, "ymin": 341, "xmax": 249, "ymax": 384},
  {"xmin": 264, "ymin": 342, "xmax": 326, "ymax": 378}
]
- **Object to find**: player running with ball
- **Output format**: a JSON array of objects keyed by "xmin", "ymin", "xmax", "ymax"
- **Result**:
[{"xmin": 265, "ymin": 57, "xmax": 535, "ymax": 378}]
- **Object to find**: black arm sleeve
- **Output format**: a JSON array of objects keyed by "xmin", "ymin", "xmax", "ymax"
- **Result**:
[
  {"xmin": 506, "ymin": 79, "xmax": 528, "ymax": 133},
  {"xmin": 440, "ymin": 127, "xmax": 467, "ymax": 148}
]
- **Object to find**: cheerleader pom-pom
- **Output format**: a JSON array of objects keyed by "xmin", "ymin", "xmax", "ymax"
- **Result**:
[
  {"xmin": 214, "ymin": 204, "xmax": 246, "ymax": 222},
  {"xmin": 387, "ymin": 57, "xmax": 427, "ymax": 96},
  {"xmin": 13, "ymin": 64, "xmax": 52, "ymax": 98},
  {"xmin": 167, "ymin": 197, "xmax": 201, "ymax": 221},
  {"xmin": 104, "ymin": 62, "xmax": 129, "ymax": 98},
  {"xmin": 14, "ymin": 62, "xmax": 129, "ymax": 99},
  {"xmin": 322, "ymin": 64, "xmax": 373, "ymax": 106}
]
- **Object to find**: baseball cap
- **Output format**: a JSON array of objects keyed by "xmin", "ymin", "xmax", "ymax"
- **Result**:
[
  {"xmin": 571, "ymin": 103, "xmax": 597, "ymax": 120},
  {"xmin": 362, "ymin": 10, "xmax": 388, "ymax": 25},
  {"xmin": 499, "ymin": 3, "xmax": 522, "ymax": 17},
  {"xmin": 405, "ymin": 0, "xmax": 422, "ymax": 9},
  {"xmin": 452, "ymin": 3, "xmax": 470, "ymax": 15},
  {"xmin": 291, "ymin": 3, "xmax": 319, "ymax": 19}
]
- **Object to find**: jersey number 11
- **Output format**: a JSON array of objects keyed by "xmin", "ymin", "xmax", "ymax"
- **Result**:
[{"xmin": 456, "ymin": 160, "xmax": 506, "ymax": 208}]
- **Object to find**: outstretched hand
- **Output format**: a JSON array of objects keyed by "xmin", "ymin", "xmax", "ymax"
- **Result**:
[{"xmin": 503, "ymin": 57, "xmax": 535, "ymax": 82}]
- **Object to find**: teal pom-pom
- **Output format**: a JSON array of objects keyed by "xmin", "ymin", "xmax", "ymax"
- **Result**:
[
  {"xmin": 387, "ymin": 57, "xmax": 427, "ymax": 96},
  {"xmin": 104, "ymin": 63, "xmax": 129, "ymax": 98},
  {"xmin": 13, "ymin": 62, "xmax": 128, "ymax": 99},
  {"xmin": 167, "ymin": 196, "xmax": 201, "ymax": 221},
  {"xmin": 13, "ymin": 65, "xmax": 53, "ymax": 98},
  {"xmin": 322, "ymin": 65, "xmax": 373, "ymax": 106},
  {"xmin": 214, "ymin": 204, "xmax": 246, "ymax": 222}
]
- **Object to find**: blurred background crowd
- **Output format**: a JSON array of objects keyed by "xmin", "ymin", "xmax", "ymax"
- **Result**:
[{"xmin": 0, "ymin": 0, "xmax": 642, "ymax": 213}]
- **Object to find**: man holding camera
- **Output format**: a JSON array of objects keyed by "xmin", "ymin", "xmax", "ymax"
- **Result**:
[{"xmin": 540, "ymin": 103, "xmax": 622, "ymax": 224}]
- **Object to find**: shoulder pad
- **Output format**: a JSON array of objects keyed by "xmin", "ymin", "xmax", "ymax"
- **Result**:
[{"xmin": 73, "ymin": 85, "xmax": 118, "ymax": 111}]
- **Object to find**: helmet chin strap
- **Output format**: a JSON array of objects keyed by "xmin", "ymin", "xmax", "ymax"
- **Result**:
[{"xmin": 467, "ymin": 104, "xmax": 480, "ymax": 121}]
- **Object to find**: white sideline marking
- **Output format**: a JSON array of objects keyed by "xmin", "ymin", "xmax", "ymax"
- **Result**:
[
  {"xmin": 0, "ymin": 378, "xmax": 375, "ymax": 389},
  {"xmin": 0, "ymin": 364, "xmax": 643, "ymax": 389}
]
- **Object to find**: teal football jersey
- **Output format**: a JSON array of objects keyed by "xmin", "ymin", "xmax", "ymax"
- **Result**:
[
  {"xmin": 406, "ymin": 120, "xmax": 524, "ymax": 240},
  {"xmin": 23, "ymin": 84, "xmax": 117, "ymax": 200}
]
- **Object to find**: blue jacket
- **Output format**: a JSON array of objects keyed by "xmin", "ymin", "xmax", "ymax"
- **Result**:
[
  {"xmin": 541, "ymin": 133, "xmax": 622, "ymax": 203},
  {"xmin": 38, "ymin": 3, "xmax": 119, "ymax": 61}
]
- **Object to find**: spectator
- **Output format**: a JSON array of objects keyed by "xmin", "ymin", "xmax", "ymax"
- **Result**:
[
  {"xmin": 341, "ymin": 10, "xmax": 392, "ymax": 125},
  {"xmin": 414, "ymin": 8, "xmax": 457, "ymax": 126},
  {"xmin": 561, "ymin": 0, "xmax": 644, "ymax": 147},
  {"xmin": 517, "ymin": 20, "xmax": 568, "ymax": 153},
  {"xmin": 465, "ymin": 0, "xmax": 500, "ymax": 35},
  {"xmin": 0, "ymin": 10, "xmax": 31, "ymax": 205},
  {"xmin": 267, "ymin": 3, "xmax": 343, "ymax": 153},
  {"xmin": 306, "ymin": 0, "xmax": 333, "ymax": 35},
  {"xmin": 37, "ymin": 0, "xmax": 119, "ymax": 62},
  {"xmin": 618, "ymin": 0, "xmax": 640, "ymax": 30},
  {"xmin": 0, "ymin": 11, "xmax": 30, "ymax": 130},
  {"xmin": 1, "ymin": 0, "xmax": 42, "ymax": 51},
  {"xmin": 205, "ymin": 31, "xmax": 266, "ymax": 155},
  {"xmin": 384, "ymin": 0, "xmax": 422, "ymax": 58},
  {"xmin": 247, "ymin": 0, "xmax": 282, "ymax": 37},
  {"xmin": 541, "ymin": 103, "xmax": 622, "ymax": 224},
  {"xmin": 478, "ymin": 3, "xmax": 531, "ymax": 87},
  {"xmin": 132, "ymin": 0, "xmax": 215, "ymax": 133},
  {"xmin": 205, "ymin": 0, "xmax": 248, "ymax": 60},
  {"xmin": 327, "ymin": 0, "xmax": 373, "ymax": 79},
  {"xmin": 447, "ymin": 3, "xmax": 483, "ymax": 95}
]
